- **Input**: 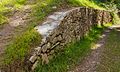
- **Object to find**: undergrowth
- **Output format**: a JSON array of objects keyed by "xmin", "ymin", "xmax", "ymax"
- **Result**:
[{"xmin": 35, "ymin": 25, "xmax": 105, "ymax": 72}]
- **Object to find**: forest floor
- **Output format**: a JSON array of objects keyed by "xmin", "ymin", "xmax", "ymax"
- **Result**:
[{"xmin": 69, "ymin": 25, "xmax": 120, "ymax": 72}]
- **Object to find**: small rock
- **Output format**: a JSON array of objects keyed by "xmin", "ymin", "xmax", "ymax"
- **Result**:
[
  {"xmin": 52, "ymin": 37, "xmax": 58, "ymax": 44},
  {"xmin": 49, "ymin": 50, "xmax": 54, "ymax": 55},
  {"xmin": 47, "ymin": 42, "xmax": 51, "ymax": 49},
  {"xmin": 57, "ymin": 35, "xmax": 63, "ymax": 41},
  {"xmin": 51, "ymin": 42, "xmax": 60, "ymax": 49},
  {"xmin": 35, "ymin": 47, "xmax": 41, "ymax": 52},
  {"xmin": 29, "ymin": 55, "xmax": 37, "ymax": 63},
  {"xmin": 41, "ymin": 54, "xmax": 49, "ymax": 64},
  {"xmin": 52, "ymin": 6, "xmax": 57, "ymax": 9},
  {"xmin": 32, "ymin": 60, "xmax": 38, "ymax": 70},
  {"xmin": 41, "ymin": 44, "xmax": 48, "ymax": 53}
]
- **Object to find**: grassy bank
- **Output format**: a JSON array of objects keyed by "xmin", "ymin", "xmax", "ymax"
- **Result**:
[
  {"xmin": 3, "ymin": 29, "xmax": 41, "ymax": 65},
  {"xmin": 2, "ymin": 0, "xmax": 66, "ymax": 69},
  {"xmin": 35, "ymin": 26, "xmax": 105, "ymax": 72},
  {"xmin": 97, "ymin": 29, "xmax": 120, "ymax": 72}
]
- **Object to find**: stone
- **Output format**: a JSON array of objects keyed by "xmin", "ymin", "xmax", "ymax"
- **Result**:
[
  {"xmin": 32, "ymin": 60, "xmax": 38, "ymax": 70},
  {"xmin": 51, "ymin": 42, "xmax": 60, "ymax": 49},
  {"xmin": 47, "ymin": 42, "xmax": 51, "ymax": 49},
  {"xmin": 41, "ymin": 54, "xmax": 49, "ymax": 64},
  {"xmin": 29, "ymin": 54, "xmax": 37, "ymax": 63},
  {"xmin": 57, "ymin": 35, "xmax": 63, "ymax": 41},
  {"xmin": 49, "ymin": 50, "xmax": 54, "ymax": 55},
  {"xmin": 52, "ymin": 6, "xmax": 57, "ymax": 9},
  {"xmin": 35, "ymin": 47, "xmax": 41, "ymax": 52},
  {"xmin": 51, "ymin": 37, "xmax": 58, "ymax": 44},
  {"xmin": 41, "ymin": 44, "xmax": 48, "ymax": 53}
]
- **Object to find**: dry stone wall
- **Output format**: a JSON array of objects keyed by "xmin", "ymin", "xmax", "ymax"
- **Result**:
[{"xmin": 29, "ymin": 7, "xmax": 112, "ymax": 70}]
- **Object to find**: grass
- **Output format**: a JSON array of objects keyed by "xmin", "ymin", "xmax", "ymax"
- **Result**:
[
  {"xmin": 35, "ymin": 25, "xmax": 105, "ymax": 72},
  {"xmin": 68, "ymin": 0, "xmax": 105, "ymax": 10},
  {"xmin": 97, "ymin": 29, "xmax": 120, "ymax": 72},
  {"xmin": 3, "ymin": 29, "xmax": 41, "ymax": 65},
  {"xmin": 0, "ymin": 0, "xmax": 26, "ymax": 25},
  {"xmin": 32, "ymin": 0, "xmax": 64, "ymax": 22},
  {"xmin": 111, "ymin": 12, "xmax": 120, "ymax": 24},
  {"xmin": 2, "ymin": 0, "xmax": 65, "ymax": 68}
]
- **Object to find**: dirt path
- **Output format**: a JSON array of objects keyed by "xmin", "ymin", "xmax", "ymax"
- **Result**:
[
  {"xmin": 69, "ymin": 29, "xmax": 111, "ymax": 72},
  {"xmin": 0, "ymin": 3, "xmax": 32, "ymax": 63},
  {"xmin": 69, "ymin": 25, "xmax": 120, "ymax": 72},
  {"xmin": 96, "ymin": 26, "xmax": 120, "ymax": 72}
]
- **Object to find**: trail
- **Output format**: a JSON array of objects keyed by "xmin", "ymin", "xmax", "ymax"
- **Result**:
[
  {"xmin": 0, "ymin": 3, "xmax": 32, "ymax": 65},
  {"xmin": 69, "ymin": 25, "xmax": 120, "ymax": 72}
]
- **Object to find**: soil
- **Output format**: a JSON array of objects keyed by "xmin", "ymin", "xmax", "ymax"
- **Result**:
[{"xmin": 69, "ymin": 25, "xmax": 120, "ymax": 72}]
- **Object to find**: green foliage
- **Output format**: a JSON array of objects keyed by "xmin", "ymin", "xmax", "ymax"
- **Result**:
[
  {"xmin": 15, "ymin": 0, "xmax": 26, "ymax": 4},
  {"xmin": 103, "ymin": 3, "xmax": 120, "ymax": 24},
  {"xmin": 68, "ymin": 0, "xmax": 105, "ymax": 10},
  {"xmin": 4, "ymin": 29, "xmax": 41, "ymax": 65},
  {"xmin": 35, "ymin": 26, "xmax": 105, "ymax": 72}
]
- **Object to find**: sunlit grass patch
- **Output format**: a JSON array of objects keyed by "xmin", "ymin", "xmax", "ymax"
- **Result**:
[
  {"xmin": 68, "ymin": 0, "xmax": 105, "ymax": 10},
  {"xmin": 111, "ymin": 12, "xmax": 120, "ymax": 24},
  {"xmin": 0, "ymin": 0, "xmax": 26, "ymax": 25}
]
